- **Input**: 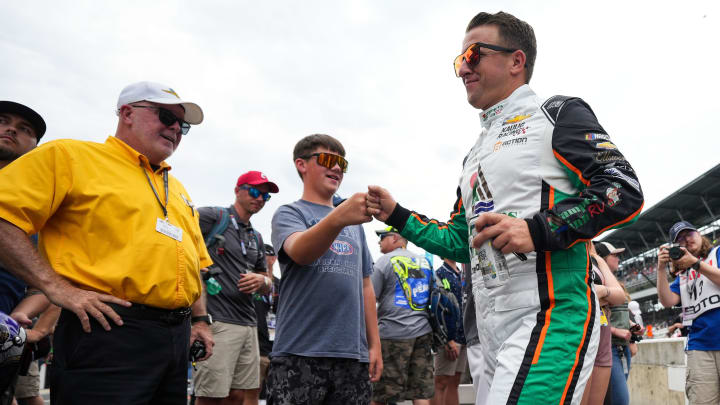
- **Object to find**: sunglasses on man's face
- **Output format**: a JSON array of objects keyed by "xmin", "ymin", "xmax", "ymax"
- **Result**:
[
  {"xmin": 302, "ymin": 152, "xmax": 348, "ymax": 173},
  {"xmin": 132, "ymin": 105, "xmax": 191, "ymax": 135},
  {"xmin": 453, "ymin": 42, "xmax": 519, "ymax": 77},
  {"xmin": 676, "ymin": 230, "xmax": 697, "ymax": 245},
  {"xmin": 240, "ymin": 185, "xmax": 271, "ymax": 202}
]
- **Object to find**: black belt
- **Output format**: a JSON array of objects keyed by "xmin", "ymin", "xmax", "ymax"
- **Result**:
[{"xmin": 108, "ymin": 303, "xmax": 191, "ymax": 325}]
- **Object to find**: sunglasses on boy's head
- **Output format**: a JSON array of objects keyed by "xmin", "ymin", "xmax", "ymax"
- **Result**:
[
  {"xmin": 131, "ymin": 105, "xmax": 192, "ymax": 135},
  {"xmin": 302, "ymin": 152, "xmax": 349, "ymax": 173},
  {"xmin": 453, "ymin": 42, "xmax": 519, "ymax": 77},
  {"xmin": 240, "ymin": 185, "xmax": 271, "ymax": 201}
]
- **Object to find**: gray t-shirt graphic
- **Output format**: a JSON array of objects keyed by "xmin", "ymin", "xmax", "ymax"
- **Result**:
[
  {"xmin": 371, "ymin": 248, "xmax": 432, "ymax": 340},
  {"xmin": 271, "ymin": 200, "xmax": 373, "ymax": 361}
]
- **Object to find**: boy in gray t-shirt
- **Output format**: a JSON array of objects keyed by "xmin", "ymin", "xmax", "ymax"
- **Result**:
[{"xmin": 267, "ymin": 134, "xmax": 382, "ymax": 405}]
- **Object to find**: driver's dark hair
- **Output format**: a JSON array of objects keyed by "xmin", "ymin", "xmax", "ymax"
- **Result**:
[
  {"xmin": 466, "ymin": 11, "xmax": 536, "ymax": 84},
  {"xmin": 293, "ymin": 134, "xmax": 346, "ymax": 179}
]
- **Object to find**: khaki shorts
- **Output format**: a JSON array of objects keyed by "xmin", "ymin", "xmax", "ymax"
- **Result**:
[
  {"xmin": 372, "ymin": 333, "xmax": 434, "ymax": 402},
  {"xmin": 194, "ymin": 322, "xmax": 260, "ymax": 397},
  {"xmin": 259, "ymin": 355, "xmax": 270, "ymax": 391},
  {"xmin": 686, "ymin": 350, "xmax": 720, "ymax": 405},
  {"xmin": 434, "ymin": 345, "xmax": 468, "ymax": 376},
  {"xmin": 14, "ymin": 360, "xmax": 40, "ymax": 399}
]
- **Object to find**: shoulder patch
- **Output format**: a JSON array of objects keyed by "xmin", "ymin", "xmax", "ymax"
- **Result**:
[{"xmin": 541, "ymin": 95, "xmax": 575, "ymax": 125}]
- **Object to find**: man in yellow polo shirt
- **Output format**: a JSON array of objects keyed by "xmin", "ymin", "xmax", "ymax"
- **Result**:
[{"xmin": 0, "ymin": 81, "xmax": 214, "ymax": 404}]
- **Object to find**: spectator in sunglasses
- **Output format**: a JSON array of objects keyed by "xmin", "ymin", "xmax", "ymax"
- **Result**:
[
  {"xmin": 657, "ymin": 221, "xmax": 720, "ymax": 404},
  {"xmin": 370, "ymin": 226, "xmax": 434, "ymax": 405},
  {"xmin": 0, "ymin": 81, "xmax": 212, "ymax": 404},
  {"xmin": 268, "ymin": 134, "xmax": 381, "ymax": 405},
  {"xmin": 194, "ymin": 171, "xmax": 278, "ymax": 405},
  {"xmin": 366, "ymin": 10, "xmax": 643, "ymax": 405}
]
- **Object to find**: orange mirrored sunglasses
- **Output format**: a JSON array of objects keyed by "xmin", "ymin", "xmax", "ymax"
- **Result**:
[
  {"xmin": 453, "ymin": 42, "xmax": 518, "ymax": 77},
  {"xmin": 303, "ymin": 152, "xmax": 348, "ymax": 173}
]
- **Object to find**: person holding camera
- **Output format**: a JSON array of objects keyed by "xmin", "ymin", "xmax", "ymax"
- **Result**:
[{"xmin": 657, "ymin": 221, "xmax": 720, "ymax": 404}]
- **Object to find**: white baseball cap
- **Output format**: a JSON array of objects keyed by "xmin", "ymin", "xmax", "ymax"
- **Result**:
[
  {"xmin": 117, "ymin": 81, "xmax": 203, "ymax": 124},
  {"xmin": 628, "ymin": 300, "xmax": 641, "ymax": 315},
  {"xmin": 595, "ymin": 242, "xmax": 625, "ymax": 257}
]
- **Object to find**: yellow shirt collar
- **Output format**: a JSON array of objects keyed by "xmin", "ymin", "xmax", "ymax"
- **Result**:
[{"xmin": 105, "ymin": 136, "xmax": 173, "ymax": 172}]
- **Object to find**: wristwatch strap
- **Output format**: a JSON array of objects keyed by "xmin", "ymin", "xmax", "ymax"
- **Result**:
[
  {"xmin": 692, "ymin": 258, "xmax": 702, "ymax": 270},
  {"xmin": 191, "ymin": 315, "xmax": 212, "ymax": 325}
]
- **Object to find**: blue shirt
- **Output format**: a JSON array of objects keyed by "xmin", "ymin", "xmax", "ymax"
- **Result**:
[
  {"xmin": 0, "ymin": 234, "xmax": 36, "ymax": 314},
  {"xmin": 0, "ymin": 267, "xmax": 26, "ymax": 314},
  {"xmin": 436, "ymin": 262, "xmax": 466, "ymax": 344},
  {"xmin": 670, "ymin": 257, "xmax": 720, "ymax": 351}
]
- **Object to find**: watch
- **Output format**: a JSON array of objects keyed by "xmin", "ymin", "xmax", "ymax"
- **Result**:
[
  {"xmin": 191, "ymin": 314, "xmax": 213, "ymax": 325},
  {"xmin": 691, "ymin": 259, "xmax": 702, "ymax": 271}
]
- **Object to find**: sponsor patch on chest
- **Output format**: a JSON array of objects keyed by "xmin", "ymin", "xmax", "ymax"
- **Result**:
[{"xmin": 330, "ymin": 240, "xmax": 354, "ymax": 255}]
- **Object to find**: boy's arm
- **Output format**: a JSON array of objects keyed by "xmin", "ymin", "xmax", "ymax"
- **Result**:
[
  {"xmin": 9, "ymin": 289, "xmax": 50, "ymax": 326},
  {"xmin": 363, "ymin": 276, "xmax": 382, "ymax": 382},
  {"xmin": 25, "ymin": 304, "xmax": 61, "ymax": 343},
  {"xmin": 283, "ymin": 193, "xmax": 371, "ymax": 266}
]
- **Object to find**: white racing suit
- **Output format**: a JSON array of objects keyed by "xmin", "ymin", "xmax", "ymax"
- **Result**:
[{"xmin": 385, "ymin": 85, "xmax": 644, "ymax": 404}]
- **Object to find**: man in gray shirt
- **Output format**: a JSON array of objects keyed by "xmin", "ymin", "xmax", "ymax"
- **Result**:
[
  {"xmin": 268, "ymin": 134, "xmax": 381, "ymax": 405},
  {"xmin": 371, "ymin": 226, "xmax": 434, "ymax": 405},
  {"xmin": 194, "ymin": 170, "xmax": 277, "ymax": 405}
]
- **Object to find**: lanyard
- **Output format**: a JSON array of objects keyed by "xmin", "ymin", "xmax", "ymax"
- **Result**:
[
  {"xmin": 230, "ymin": 214, "xmax": 259, "ymax": 258},
  {"xmin": 143, "ymin": 167, "xmax": 169, "ymax": 219}
]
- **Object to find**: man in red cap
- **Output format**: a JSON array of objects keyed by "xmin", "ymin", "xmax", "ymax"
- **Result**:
[{"xmin": 194, "ymin": 171, "xmax": 279, "ymax": 405}]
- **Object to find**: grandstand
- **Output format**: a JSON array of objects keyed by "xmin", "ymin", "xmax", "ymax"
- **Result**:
[{"xmin": 599, "ymin": 163, "xmax": 720, "ymax": 333}]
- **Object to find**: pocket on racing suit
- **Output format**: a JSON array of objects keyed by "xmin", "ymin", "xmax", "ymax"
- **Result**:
[{"xmin": 492, "ymin": 289, "xmax": 540, "ymax": 347}]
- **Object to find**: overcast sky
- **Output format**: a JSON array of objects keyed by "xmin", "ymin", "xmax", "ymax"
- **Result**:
[{"xmin": 3, "ymin": 1, "xmax": 718, "ymax": 275}]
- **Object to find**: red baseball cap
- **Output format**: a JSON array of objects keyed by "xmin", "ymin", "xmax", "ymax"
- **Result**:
[{"xmin": 236, "ymin": 171, "xmax": 279, "ymax": 193}]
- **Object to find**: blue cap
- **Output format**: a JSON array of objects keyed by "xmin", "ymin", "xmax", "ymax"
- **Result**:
[{"xmin": 669, "ymin": 221, "xmax": 697, "ymax": 243}]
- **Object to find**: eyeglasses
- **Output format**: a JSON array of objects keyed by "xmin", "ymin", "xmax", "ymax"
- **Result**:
[
  {"xmin": 302, "ymin": 152, "xmax": 348, "ymax": 173},
  {"xmin": 240, "ymin": 185, "xmax": 271, "ymax": 202},
  {"xmin": 453, "ymin": 42, "xmax": 518, "ymax": 77},
  {"xmin": 131, "ymin": 105, "xmax": 191, "ymax": 135},
  {"xmin": 676, "ymin": 230, "xmax": 697, "ymax": 244},
  {"xmin": 379, "ymin": 233, "xmax": 395, "ymax": 241}
]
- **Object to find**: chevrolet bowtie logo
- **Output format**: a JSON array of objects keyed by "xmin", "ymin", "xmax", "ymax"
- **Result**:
[
  {"xmin": 162, "ymin": 88, "xmax": 180, "ymax": 98},
  {"xmin": 504, "ymin": 114, "xmax": 531, "ymax": 124}
]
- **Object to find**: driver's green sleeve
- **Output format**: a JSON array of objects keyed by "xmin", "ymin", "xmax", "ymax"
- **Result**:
[{"xmin": 386, "ymin": 187, "xmax": 470, "ymax": 263}]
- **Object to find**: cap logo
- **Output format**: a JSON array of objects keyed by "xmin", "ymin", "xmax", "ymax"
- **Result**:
[
  {"xmin": 162, "ymin": 88, "xmax": 180, "ymax": 99},
  {"xmin": 261, "ymin": 173, "xmax": 267, "ymax": 180}
]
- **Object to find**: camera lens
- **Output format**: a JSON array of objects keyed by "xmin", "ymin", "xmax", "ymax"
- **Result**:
[{"xmin": 669, "ymin": 246, "xmax": 684, "ymax": 260}]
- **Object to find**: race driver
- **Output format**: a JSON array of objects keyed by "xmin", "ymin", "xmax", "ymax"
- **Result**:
[{"xmin": 367, "ymin": 11, "xmax": 644, "ymax": 405}]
